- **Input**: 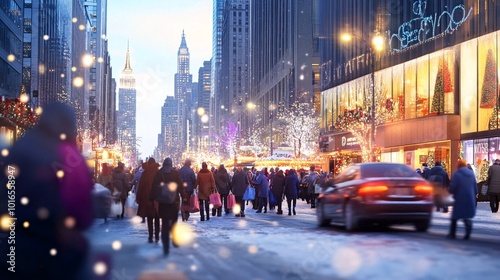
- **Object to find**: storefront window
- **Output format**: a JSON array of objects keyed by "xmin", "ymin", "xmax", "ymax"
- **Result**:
[
  {"xmin": 443, "ymin": 49, "xmax": 456, "ymax": 114},
  {"xmin": 416, "ymin": 55, "xmax": 429, "ymax": 117},
  {"xmin": 489, "ymin": 137, "xmax": 500, "ymax": 161},
  {"xmin": 339, "ymin": 84, "xmax": 348, "ymax": 113},
  {"xmin": 460, "ymin": 40, "xmax": 478, "ymax": 133},
  {"xmin": 474, "ymin": 138, "xmax": 489, "ymax": 164},
  {"xmin": 429, "ymin": 51, "xmax": 444, "ymax": 115},
  {"xmin": 355, "ymin": 77, "xmax": 365, "ymax": 108},
  {"xmin": 477, "ymin": 33, "xmax": 497, "ymax": 131},
  {"xmin": 404, "ymin": 60, "xmax": 417, "ymax": 119},
  {"xmin": 393, "ymin": 64, "xmax": 404, "ymax": 118},
  {"xmin": 462, "ymin": 140, "xmax": 474, "ymax": 166}
]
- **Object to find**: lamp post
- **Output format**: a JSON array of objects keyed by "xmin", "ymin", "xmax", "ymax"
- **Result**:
[
  {"xmin": 341, "ymin": 32, "xmax": 383, "ymax": 162},
  {"xmin": 247, "ymin": 102, "xmax": 274, "ymax": 156}
]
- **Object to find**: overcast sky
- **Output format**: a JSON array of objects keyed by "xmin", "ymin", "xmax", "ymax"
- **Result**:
[{"xmin": 107, "ymin": 0, "xmax": 213, "ymax": 159}]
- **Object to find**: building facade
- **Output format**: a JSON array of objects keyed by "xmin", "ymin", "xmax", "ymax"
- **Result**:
[
  {"xmin": 160, "ymin": 96, "xmax": 180, "ymax": 160},
  {"xmin": 197, "ymin": 60, "xmax": 211, "ymax": 152},
  {"xmin": 210, "ymin": 0, "xmax": 224, "ymax": 151},
  {"xmin": 319, "ymin": 0, "xmax": 500, "ymax": 177},
  {"xmin": 0, "ymin": 0, "xmax": 22, "ymax": 98},
  {"xmin": 219, "ymin": 0, "xmax": 249, "ymax": 157},
  {"xmin": 248, "ymin": 0, "xmax": 319, "ymax": 151},
  {"xmin": 118, "ymin": 45, "xmax": 136, "ymax": 167},
  {"xmin": 83, "ymin": 0, "xmax": 113, "ymax": 149}
]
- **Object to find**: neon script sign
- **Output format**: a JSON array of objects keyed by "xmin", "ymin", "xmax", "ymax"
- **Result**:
[{"xmin": 389, "ymin": 0, "xmax": 472, "ymax": 51}]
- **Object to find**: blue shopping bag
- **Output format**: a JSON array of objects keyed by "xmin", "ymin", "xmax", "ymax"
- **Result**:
[
  {"xmin": 243, "ymin": 185, "xmax": 255, "ymax": 201},
  {"xmin": 269, "ymin": 190, "xmax": 277, "ymax": 206}
]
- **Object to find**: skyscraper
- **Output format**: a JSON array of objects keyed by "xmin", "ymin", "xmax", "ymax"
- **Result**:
[
  {"xmin": 210, "ymin": 0, "xmax": 224, "ymax": 150},
  {"xmin": 219, "ymin": 0, "xmax": 249, "ymax": 155},
  {"xmin": 248, "ymin": 0, "xmax": 319, "ymax": 147},
  {"xmin": 197, "ymin": 60, "xmax": 211, "ymax": 152},
  {"xmin": 118, "ymin": 44, "xmax": 137, "ymax": 166},
  {"xmin": 0, "ymin": 0, "xmax": 22, "ymax": 99},
  {"xmin": 174, "ymin": 31, "xmax": 193, "ymax": 152},
  {"xmin": 160, "ymin": 96, "xmax": 179, "ymax": 159}
]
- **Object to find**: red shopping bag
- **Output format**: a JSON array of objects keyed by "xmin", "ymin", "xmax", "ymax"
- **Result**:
[
  {"xmin": 209, "ymin": 191, "xmax": 222, "ymax": 209},
  {"xmin": 227, "ymin": 193, "xmax": 236, "ymax": 210},
  {"xmin": 189, "ymin": 194, "xmax": 200, "ymax": 213}
]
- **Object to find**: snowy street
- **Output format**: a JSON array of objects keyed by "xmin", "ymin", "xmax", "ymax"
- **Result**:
[{"xmin": 86, "ymin": 201, "xmax": 500, "ymax": 280}]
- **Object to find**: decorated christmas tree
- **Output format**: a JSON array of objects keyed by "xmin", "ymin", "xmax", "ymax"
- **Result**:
[
  {"xmin": 426, "ymin": 153, "xmax": 435, "ymax": 168},
  {"xmin": 478, "ymin": 159, "xmax": 490, "ymax": 183},
  {"xmin": 480, "ymin": 49, "xmax": 497, "ymax": 108},
  {"xmin": 431, "ymin": 60, "xmax": 453, "ymax": 114},
  {"xmin": 0, "ymin": 97, "xmax": 39, "ymax": 136},
  {"xmin": 488, "ymin": 89, "xmax": 500, "ymax": 129}
]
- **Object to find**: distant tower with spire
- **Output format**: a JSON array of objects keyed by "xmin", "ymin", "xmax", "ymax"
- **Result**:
[
  {"xmin": 173, "ymin": 30, "xmax": 193, "ymax": 155},
  {"xmin": 118, "ymin": 41, "xmax": 138, "ymax": 166}
]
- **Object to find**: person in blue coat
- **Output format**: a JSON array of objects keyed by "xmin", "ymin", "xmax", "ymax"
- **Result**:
[
  {"xmin": 254, "ymin": 170, "xmax": 269, "ymax": 213},
  {"xmin": 447, "ymin": 159, "xmax": 478, "ymax": 240},
  {"xmin": 284, "ymin": 169, "xmax": 300, "ymax": 216}
]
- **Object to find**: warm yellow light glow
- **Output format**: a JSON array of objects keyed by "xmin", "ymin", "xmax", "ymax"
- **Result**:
[
  {"xmin": 82, "ymin": 54, "xmax": 94, "ymax": 67},
  {"xmin": 73, "ymin": 77, "xmax": 84, "ymax": 88},
  {"xmin": 19, "ymin": 94, "xmax": 29, "ymax": 103},
  {"xmin": 372, "ymin": 34, "xmax": 384, "ymax": 51},
  {"xmin": 247, "ymin": 102, "xmax": 256, "ymax": 110},
  {"xmin": 171, "ymin": 223, "xmax": 195, "ymax": 247},
  {"xmin": 341, "ymin": 33, "xmax": 353, "ymax": 42},
  {"xmin": 7, "ymin": 54, "xmax": 15, "ymax": 62}
]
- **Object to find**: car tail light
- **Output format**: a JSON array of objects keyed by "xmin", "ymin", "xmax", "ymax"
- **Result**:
[
  {"xmin": 358, "ymin": 185, "xmax": 388, "ymax": 195},
  {"xmin": 414, "ymin": 185, "xmax": 433, "ymax": 195}
]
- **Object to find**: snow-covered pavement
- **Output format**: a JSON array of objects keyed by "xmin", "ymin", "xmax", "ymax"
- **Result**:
[{"xmin": 86, "ymin": 201, "xmax": 500, "ymax": 280}]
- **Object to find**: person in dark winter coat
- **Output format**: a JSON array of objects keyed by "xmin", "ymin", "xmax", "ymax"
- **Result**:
[
  {"xmin": 427, "ymin": 161, "xmax": 451, "ymax": 212},
  {"xmin": 194, "ymin": 162, "xmax": 216, "ymax": 221},
  {"xmin": 306, "ymin": 165, "xmax": 319, "ymax": 209},
  {"xmin": 284, "ymin": 169, "xmax": 300, "ymax": 215},
  {"xmin": 254, "ymin": 170, "xmax": 270, "ymax": 213},
  {"xmin": 421, "ymin": 163, "xmax": 431, "ymax": 179},
  {"xmin": 0, "ymin": 102, "xmax": 93, "ymax": 280},
  {"xmin": 151, "ymin": 158, "xmax": 186, "ymax": 256},
  {"xmin": 136, "ymin": 158, "xmax": 160, "ymax": 242},
  {"xmin": 271, "ymin": 170, "xmax": 286, "ymax": 214},
  {"xmin": 486, "ymin": 159, "xmax": 500, "ymax": 213},
  {"xmin": 112, "ymin": 162, "xmax": 130, "ymax": 219},
  {"xmin": 178, "ymin": 158, "xmax": 196, "ymax": 221},
  {"xmin": 214, "ymin": 164, "xmax": 231, "ymax": 216},
  {"xmin": 231, "ymin": 167, "xmax": 250, "ymax": 217},
  {"xmin": 447, "ymin": 159, "xmax": 477, "ymax": 240}
]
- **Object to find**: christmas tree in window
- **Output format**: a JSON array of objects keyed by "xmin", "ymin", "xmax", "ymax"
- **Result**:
[
  {"xmin": 431, "ymin": 60, "xmax": 453, "ymax": 114},
  {"xmin": 480, "ymin": 49, "xmax": 497, "ymax": 109},
  {"xmin": 488, "ymin": 89, "xmax": 500, "ymax": 129}
]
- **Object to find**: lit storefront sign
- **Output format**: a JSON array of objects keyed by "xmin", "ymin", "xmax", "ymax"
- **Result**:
[
  {"xmin": 333, "ymin": 133, "xmax": 361, "ymax": 151},
  {"xmin": 389, "ymin": 0, "xmax": 472, "ymax": 52}
]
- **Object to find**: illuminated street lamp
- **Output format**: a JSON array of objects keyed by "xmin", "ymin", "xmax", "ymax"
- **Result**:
[
  {"xmin": 341, "ymin": 32, "xmax": 384, "ymax": 162},
  {"xmin": 247, "ymin": 101, "xmax": 274, "ymax": 156}
]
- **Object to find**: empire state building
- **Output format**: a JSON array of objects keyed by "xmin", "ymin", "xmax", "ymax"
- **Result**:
[{"xmin": 118, "ymin": 43, "xmax": 137, "ymax": 166}]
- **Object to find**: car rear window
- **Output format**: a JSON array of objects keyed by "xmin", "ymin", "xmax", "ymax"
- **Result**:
[{"xmin": 361, "ymin": 164, "xmax": 421, "ymax": 178}]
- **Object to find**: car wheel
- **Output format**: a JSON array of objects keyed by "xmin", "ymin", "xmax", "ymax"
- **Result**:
[
  {"xmin": 414, "ymin": 220, "xmax": 430, "ymax": 232},
  {"xmin": 316, "ymin": 201, "xmax": 331, "ymax": 227},
  {"xmin": 344, "ymin": 201, "xmax": 359, "ymax": 231}
]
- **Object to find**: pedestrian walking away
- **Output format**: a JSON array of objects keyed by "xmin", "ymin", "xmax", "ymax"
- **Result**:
[
  {"xmin": 486, "ymin": 159, "xmax": 500, "ymax": 213},
  {"xmin": 447, "ymin": 159, "xmax": 478, "ymax": 240},
  {"xmin": 151, "ymin": 158, "xmax": 187, "ymax": 256},
  {"xmin": 137, "ymin": 158, "xmax": 161, "ymax": 243}
]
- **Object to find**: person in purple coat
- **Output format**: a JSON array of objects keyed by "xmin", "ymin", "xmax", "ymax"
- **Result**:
[
  {"xmin": 0, "ymin": 102, "xmax": 93, "ymax": 280},
  {"xmin": 447, "ymin": 159, "xmax": 478, "ymax": 240}
]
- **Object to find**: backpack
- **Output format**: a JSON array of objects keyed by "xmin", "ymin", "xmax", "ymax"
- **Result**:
[{"xmin": 154, "ymin": 173, "xmax": 178, "ymax": 204}]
